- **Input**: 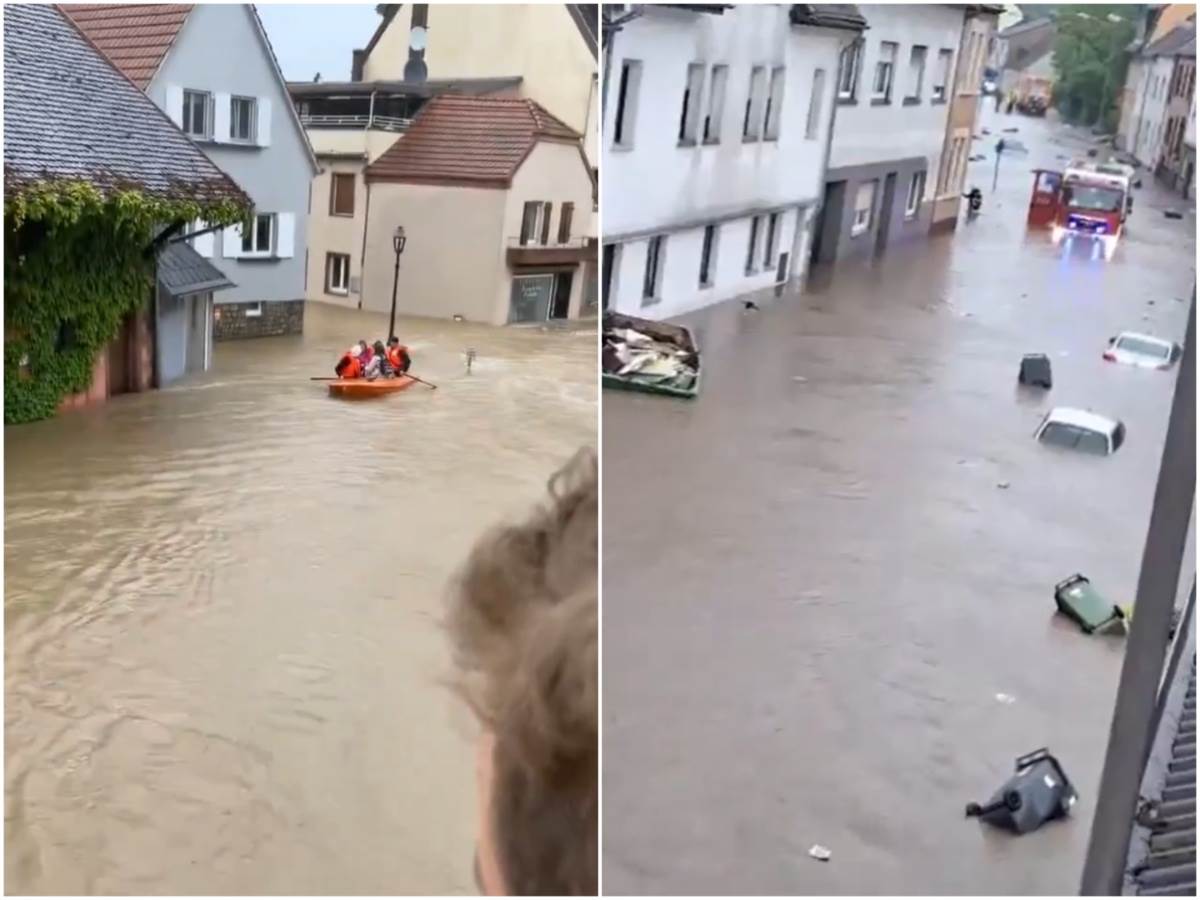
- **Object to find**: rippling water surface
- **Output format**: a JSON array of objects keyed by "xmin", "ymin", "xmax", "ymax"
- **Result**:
[{"xmin": 5, "ymin": 301, "xmax": 596, "ymax": 894}]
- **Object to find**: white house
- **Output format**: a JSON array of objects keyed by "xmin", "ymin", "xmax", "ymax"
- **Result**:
[
  {"xmin": 601, "ymin": 4, "xmax": 864, "ymax": 320},
  {"xmin": 812, "ymin": 3, "xmax": 966, "ymax": 266}
]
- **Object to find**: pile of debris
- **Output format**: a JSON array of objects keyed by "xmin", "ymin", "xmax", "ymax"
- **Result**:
[{"xmin": 602, "ymin": 322, "xmax": 698, "ymax": 393}]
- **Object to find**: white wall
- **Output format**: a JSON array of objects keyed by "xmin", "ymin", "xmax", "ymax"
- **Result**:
[
  {"xmin": 829, "ymin": 3, "xmax": 963, "ymax": 201},
  {"xmin": 602, "ymin": 4, "xmax": 848, "ymax": 316},
  {"xmin": 1135, "ymin": 55, "xmax": 1176, "ymax": 166},
  {"xmin": 1186, "ymin": 90, "xmax": 1196, "ymax": 149}
]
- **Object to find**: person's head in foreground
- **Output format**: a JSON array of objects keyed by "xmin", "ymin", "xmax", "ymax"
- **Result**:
[{"xmin": 447, "ymin": 448, "xmax": 598, "ymax": 896}]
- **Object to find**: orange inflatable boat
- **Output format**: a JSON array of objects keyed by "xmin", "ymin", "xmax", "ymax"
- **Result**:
[{"xmin": 328, "ymin": 375, "xmax": 417, "ymax": 398}]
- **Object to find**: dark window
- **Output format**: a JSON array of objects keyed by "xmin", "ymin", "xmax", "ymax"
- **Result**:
[
  {"xmin": 746, "ymin": 216, "xmax": 760, "ymax": 274},
  {"xmin": 330, "ymin": 173, "xmax": 355, "ymax": 216},
  {"xmin": 614, "ymin": 60, "xmax": 640, "ymax": 146},
  {"xmin": 540, "ymin": 202, "xmax": 552, "ymax": 245},
  {"xmin": 183, "ymin": 89, "xmax": 211, "ymax": 138},
  {"xmin": 242, "ymin": 213, "xmax": 273, "ymax": 254},
  {"xmin": 763, "ymin": 212, "xmax": 779, "ymax": 268},
  {"xmin": 643, "ymin": 236, "xmax": 664, "ymax": 303},
  {"xmin": 699, "ymin": 224, "xmax": 716, "ymax": 287},
  {"xmin": 558, "ymin": 202, "xmax": 574, "ymax": 244},
  {"xmin": 520, "ymin": 201, "xmax": 539, "ymax": 245},
  {"xmin": 838, "ymin": 40, "xmax": 862, "ymax": 99}
]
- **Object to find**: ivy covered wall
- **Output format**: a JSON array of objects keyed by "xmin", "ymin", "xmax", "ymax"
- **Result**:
[{"xmin": 4, "ymin": 182, "xmax": 245, "ymax": 425}]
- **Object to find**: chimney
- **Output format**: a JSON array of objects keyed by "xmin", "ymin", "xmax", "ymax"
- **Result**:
[
  {"xmin": 351, "ymin": 48, "xmax": 366, "ymax": 82},
  {"xmin": 404, "ymin": 4, "xmax": 429, "ymax": 83}
]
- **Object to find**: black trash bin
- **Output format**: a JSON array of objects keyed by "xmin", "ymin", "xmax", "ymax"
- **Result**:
[
  {"xmin": 1019, "ymin": 354, "xmax": 1052, "ymax": 389},
  {"xmin": 966, "ymin": 748, "xmax": 1078, "ymax": 834}
]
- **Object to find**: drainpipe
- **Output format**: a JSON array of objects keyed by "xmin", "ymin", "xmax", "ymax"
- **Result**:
[
  {"xmin": 358, "ymin": 179, "xmax": 372, "ymax": 311},
  {"xmin": 367, "ymin": 88, "xmax": 376, "ymax": 133},
  {"xmin": 1080, "ymin": 291, "xmax": 1197, "ymax": 895}
]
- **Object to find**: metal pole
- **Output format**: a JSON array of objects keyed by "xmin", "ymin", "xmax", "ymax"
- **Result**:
[
  {"xmin": 1080, "ymin": 292, "xmax": 1196, "ymax": 895},
  {"xmin": 388, "ymin": 249, "xmax": 400, "ymax": 342},
  {"xmin": 992, "ymin": 145, "xmax": 1002, "ymax": 190}
]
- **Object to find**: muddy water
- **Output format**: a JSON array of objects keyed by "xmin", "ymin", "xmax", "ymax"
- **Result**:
[
  {"xmin": 603, "ymin": 113, "xmax": 1195, "ymax": 895},
  {"xmin": 5, "ymin": 301, "xmax": 596, "ymax": 894}
]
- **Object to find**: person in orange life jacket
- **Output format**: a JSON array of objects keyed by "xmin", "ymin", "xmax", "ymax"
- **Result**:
[
  {"xmin": 335, "ymin": 345, "xmax": 363, "ymax": 378},
  {"xmin": 386, "ymin": 336, "xmax": 411, "ymax": 374}
]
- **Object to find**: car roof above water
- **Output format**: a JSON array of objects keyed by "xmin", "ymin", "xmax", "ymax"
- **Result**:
[
  {"xmin": 1116, "ymin": 331, "xmax": 1172, "ymax": 349},
  {"xmin": 1044, "ymin": 406, "xmax": 1121, "ymax": 434}
]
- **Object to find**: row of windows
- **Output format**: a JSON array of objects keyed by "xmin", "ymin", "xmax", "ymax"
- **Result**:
[
  {"xmin": 851, "ymin": 171, "xmax": 926, "ymax": 236},
  {"xmin": 612, "ymin": 60, "xmax": 828, "ymax": 150},
  {"xmin": 838, "ymin": 39, "xmax": 955, "ymax": 105},
  {"xmin": 182, "ymin": 89, "xmax": 261, "ymax": 143},
  {"xmin": 519, "ymin": 201, "xmax": 576, "ymax": 246}
]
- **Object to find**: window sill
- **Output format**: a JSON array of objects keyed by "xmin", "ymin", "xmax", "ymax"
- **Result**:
[
  {"xmin": 742, "ymin": 135, "xmax": 761, "ymax": 144},
  {"xmin": 902, "ymin": 97, "xmax": 921, "ymax": 107},
  {"xmin": 850, "ymin": 226, "xmax": 870, "ymax": 238},
  {"xmin": 837, "ymin": 95, "xmax": 858, "ymax": 106},
  {"xmin": 611, "ymin": 143, "xmax": 635, "ymax": 153},
  {"xmin": 237, "ymin": 252, "xmax": 280, "ymax": 261},
  {"xmin": 678, "ymin": 137, "xmax": 698, "ymax": 148},
  {"xmin": 326, "ymin": 288, "xmax": 350, "ymax": 297},
  {"xmin": 699, "ymin": 282, "xmax": 714, "ymax": 290},
  {"xmin": 870, "ymin": 96, "xmax": 892, "ymax": 107},
  {"xmin": 640, "ymin": 297, "xmax": 662, "ymax": 307},
  {"xmin": 330, "ymin": 212, "xmax": 355, "ymax": 218},
  {"xmin": 931, "ymin": 95, "xmax": 948, "ymax": 105},
  {"xmin": 762, "ymin": 136, "xmax": 780, "ymax": 143},
  {"xmin": 702, "ymin": 137, "xmax": 721, "ymax": 146}
]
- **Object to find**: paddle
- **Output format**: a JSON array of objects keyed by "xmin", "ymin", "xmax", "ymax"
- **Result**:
[{"xmin": 310, "ymin": 374, "xmax": 438, "ymax": 390}]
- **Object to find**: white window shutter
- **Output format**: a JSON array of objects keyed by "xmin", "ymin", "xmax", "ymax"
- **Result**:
[
  {"xmin": 214, "ymin": 92, "xmax": 231, "ymax": 142},
  {"xmin": 222, "ymin": 224, "xmax": 243, "ymax": 259},
  {"xmin": 193, "ymin": 219, "xmax": 214, "ymax": 258},
  {"xmin": 275, "ymin": 213, "xmax": 295, "ymax": 258},
  {"xmin": 257, "ymin": 97, "xmax": 272, "ymax": 146},
  {"xmin": 165, "ymin": 84, "xmax": 184, "ymax": 127}
]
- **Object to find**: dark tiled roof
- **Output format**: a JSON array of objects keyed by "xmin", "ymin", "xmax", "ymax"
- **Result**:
[
  {"xmin": 365, "ymin": 95, "xmax": 581, "ymax": 188},
  {"xmin": 158, "ymin": 239, "xmax": 235, "ymax": 296},
  {"xmin": 288, "ymin": 76, "xmax": 523, "ymax": 99},
  {"xmin": 61, "ymin": 3, "xmax": 191, "ymax": 90},
  {"xmin": 3, "ymin": 4, "xmax": 247, "ymax": 204},
  {"xmin": 1147, "ymin": 23, "xmax": 1198, "ymax": 58},
  {"xmin": 789, "ymin": 4, "xmax": 867, "ymax": 31}
]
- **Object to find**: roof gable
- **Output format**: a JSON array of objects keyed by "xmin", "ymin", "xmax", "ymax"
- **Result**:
[
  {"xmin": 4, "ymin": 4, "xmax": 246, "ymax": 204},
  {"xmin": 60, "ymin": 3, "xmax": 192, "ymax": 89},
  {"xmin": 365, "ymin": 95, "xmax": 581, "ymax": 189}
]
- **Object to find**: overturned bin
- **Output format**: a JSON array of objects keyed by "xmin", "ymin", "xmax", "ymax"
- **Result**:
[
  {"xmin": 1054, "ymin": 573, "xmax": 1127, "ymax": 634},
  {"xmin": 966, "ymin": 748, "xmax": 1078, "ymax": 834},
  {"xmin": 602, "ymin": 311, "xmax": 701, "ymax": 399},
  {"xmin": 1019, "ymin": 353, "xmax": 1052, "ymax": 389}
]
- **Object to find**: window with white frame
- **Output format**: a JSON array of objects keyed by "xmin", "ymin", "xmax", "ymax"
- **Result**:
[
  {"xmin": 520, "ymin": 200, "xmax": 552, "ymax": 246},
  {"xmin": 183, "ymin": 89, "xmax": 211, "ymax": 138},
  {"xmin": 679, "ymin": 63, "xmax": 705, "ymax": 144},
  {"xmin": 874, "ymin": 42, "xmax": 898, "ymax": 102},
  {"xmin": 642, "ymin": 235, "xmax": 665, "ymax": 304},
  {"xmin": 851, "ymin": 181, "xmax": 877, "ymax": 236},
  {"xmin": 764, "ymin": 66, "xmax": 786, "ymax": 139},
  {"xmin": 704, "ymin": 65, "xmax": 728, "ymax": 143},
  {"xmin": 612, "ymin": 59, "xmax": 642, "ymax": 148},
  {"xmin": 905, "ymin": 171, "xmax": 926, "ymax": 218},
  {"xmin": 698, "ymin": 224, "xmax": 718, "ymax": 288},
  {"xmin": 838, "ymin": 39, "xmax": 863, "ymax": 101},
  {"xmin": 326, "ymin": 252, "xmax": 350, "ymax": 295},
  {"xmin": 806, "ymin": 68, "xmax": 826, "ymax": 140},
  {"xmin": 744, "ymin": 66, "xmax": 765, "ymax": 140},
  {"xmin": 933, "ymin": 49, "xmax": 953, "ymax": 101},
  {"xmin": 242, "ymin": 213, "xmax": 274, "ymax": 255},
  {"xmin": 245, "ymin": 301, "xmax": 263, "ymax": 318},
  {"xmin": 906, "ymin": 46, "xmax": 927, "ymax": 103},
  {"xmin": 231, "ymin": 96, "xmax": 257, "ymax": 142}
]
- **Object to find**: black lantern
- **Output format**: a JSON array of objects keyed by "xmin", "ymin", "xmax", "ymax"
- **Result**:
[{"xmin": 389, "ymin": 226, "xmax": 407, "ymax": 341}]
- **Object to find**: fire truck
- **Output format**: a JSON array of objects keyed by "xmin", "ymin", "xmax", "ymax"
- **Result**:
[{"xmin": 1027, "ymin": 160, "xmax": 1133, "ymax": 260}]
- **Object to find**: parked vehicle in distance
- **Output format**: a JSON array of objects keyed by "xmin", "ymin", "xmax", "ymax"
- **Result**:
[
  {"xmin": 1103, "ymin": 332, "xmax": 1182, "ymax": 370},
  {"xmin": 1035, "ymin": 407, "xmax": 1126, "ymax": 456}
]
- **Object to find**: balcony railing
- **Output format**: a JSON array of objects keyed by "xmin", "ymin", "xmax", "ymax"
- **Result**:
[
  {"xmin": 505, "ymin": 236, "xmax": 594, "ymax": 267},
  {"xmin": 299, "ymin": 113, "xmax": 412, "ymax": 132}
]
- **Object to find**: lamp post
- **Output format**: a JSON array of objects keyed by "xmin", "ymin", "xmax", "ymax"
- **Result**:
[{"xmin": 389, "ymin": 225, "xmax": 406, "ymax": 342}]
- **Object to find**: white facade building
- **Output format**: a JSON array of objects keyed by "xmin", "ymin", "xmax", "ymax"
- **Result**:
[
  {"xmin": 812, "ymin": 3, "xmax": 966, "ymax": 265},
  {"xmin": 601, "ymin": 4, "xmax": 862, "ymax": 319},
  {"xmin": 1131, "ymin": 54, "xmax": 1177, "ymax": 167}
]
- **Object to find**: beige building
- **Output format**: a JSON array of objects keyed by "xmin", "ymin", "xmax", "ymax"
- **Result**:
[
  {"xmin": 361, "ymin": 95, "xmax": 595, "ymax": 325},
  {"xmin": 292, "ymin": 78, "xmax": 520, "ymax": 309}
]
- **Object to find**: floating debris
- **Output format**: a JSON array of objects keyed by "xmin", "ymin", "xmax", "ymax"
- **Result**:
[
  {"xmin": 808, "ymin": 844, "xmax": 832, "ymax": 862},
  {"xmin": 602, "ymin": 312, "xmax": 700, "ymax": 397},
  {"xmin": 996, "ymin": 481, "xmax": 1011, "ymax": 490},
  {"xmin": 994, "ymin": 692, "xmax": 1016, "ymax": 704}
]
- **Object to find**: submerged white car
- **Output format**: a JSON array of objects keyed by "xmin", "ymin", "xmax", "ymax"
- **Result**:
[
  {"xmin": 1103, "ymin": 332, "xmax": 1182, "ymax": 370},
  {"xmin": 1035, "ymin": 407, "xmax": 1126, "ymax": 456}
]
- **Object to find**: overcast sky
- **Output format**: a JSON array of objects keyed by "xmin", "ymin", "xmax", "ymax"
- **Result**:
[{"xmin": 258, "ymin": 4, "xmax": 381, "ymax": 83}]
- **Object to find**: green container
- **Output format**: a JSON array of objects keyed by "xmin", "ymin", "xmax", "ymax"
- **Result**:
[
  {"xmin": 1054, "ymin": 574, "xmax": 1127, "ymax": 635},
  {"xmin": 601, "ymin": 312, "xmax": 701, "ymax": 399}
]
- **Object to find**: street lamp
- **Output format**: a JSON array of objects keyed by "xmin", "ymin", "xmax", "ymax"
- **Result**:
[{"xmin": 389, "ymin": 225, "xmax": 406, "ymax": 342}]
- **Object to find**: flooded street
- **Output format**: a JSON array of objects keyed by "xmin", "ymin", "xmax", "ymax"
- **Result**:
[
  {"xmin": 602, "ymin": 112, "xmax": 1195, "ymax": 895},
  {"xmin": 5, "ymin": 301, "xmax": 596, "ymax": 894}
]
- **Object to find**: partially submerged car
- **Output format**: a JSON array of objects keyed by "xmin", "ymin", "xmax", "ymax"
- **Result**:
[
  {"xmin": 1035, "ymin": 407, "xmax": 1126, "ymax": 456},
  {"xmin": 1103, "ymin": 332, "xmax": 1182, "ymax": 370}
]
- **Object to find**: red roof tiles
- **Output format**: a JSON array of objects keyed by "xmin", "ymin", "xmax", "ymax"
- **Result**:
[
  {"xmin": 61, "ymin": 4, "xmax": 192, "ymax": 89},
  {"xmin": 365, "ymin": 95, "xmax": 582, "ymax": 189}
]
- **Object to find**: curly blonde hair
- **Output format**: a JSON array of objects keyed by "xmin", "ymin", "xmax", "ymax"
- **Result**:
[{"xmin": 447, "ymin": 448, "xmax": 597, "ymax": 895}]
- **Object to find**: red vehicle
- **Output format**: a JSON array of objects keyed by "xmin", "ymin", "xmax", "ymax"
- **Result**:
[{"xmin": 1027, "ymin": 162, "xmax": 1132, "ymax": 260}]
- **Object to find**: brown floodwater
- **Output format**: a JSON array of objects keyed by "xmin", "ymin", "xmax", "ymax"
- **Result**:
[
  {"xmin": 4, "ymin": 301, "xmax": 596, "ymax": 894},
  {"xmin": 603, "ymin": 113, "xmax": 1195, "ymax": 894}
]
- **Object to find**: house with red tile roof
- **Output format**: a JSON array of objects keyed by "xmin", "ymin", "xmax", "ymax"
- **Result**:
[
  {"xmin": 360, "ymin": 95, "xmax": 594, "ymax": 325},
  {"xmin": 64, "ymin": 3, "xmax": 319, "ymax": 341}
]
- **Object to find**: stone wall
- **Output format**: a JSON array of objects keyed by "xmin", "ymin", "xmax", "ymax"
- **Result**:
[{"xmin": 213, "ymin": 300, "xmax": 305, "ymax": 341}]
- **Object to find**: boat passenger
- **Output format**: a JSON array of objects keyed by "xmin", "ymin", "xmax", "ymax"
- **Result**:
[
  {"xmin": 373, "ymin": 340, "xmax": 394, "ymax": 378},
  {"xmin": 386, "ymin": 336, "xmax": 412, "ymax": 374},
  {"xmin": 335, "ymin": 347, "xmax": 363, "ymax": 379}
]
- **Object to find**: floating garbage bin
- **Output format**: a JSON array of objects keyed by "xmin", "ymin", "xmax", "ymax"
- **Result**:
[
  {"xmin": 966, "ymin": 748, "xmax": 1078, "ymax": 834},
  {"xmin": 1019, "ymin": 354, "xmax": 1052, "ymax": 388},
  {"xmin": 1054, "ymin": 573, "xmax": 1126, "ymax": 634}
]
